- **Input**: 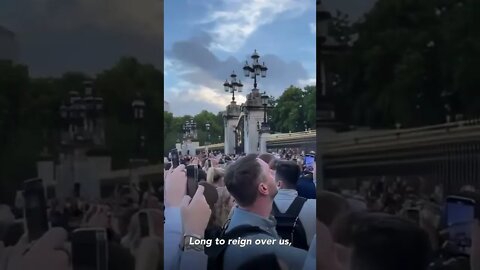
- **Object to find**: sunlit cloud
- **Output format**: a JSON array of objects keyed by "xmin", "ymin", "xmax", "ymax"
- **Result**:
[{"xmin": 202, "ymin": 0, "xmax": 311, "ymax": 52}]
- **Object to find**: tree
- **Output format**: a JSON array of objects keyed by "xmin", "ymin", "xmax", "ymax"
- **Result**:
[
  {"xmin": 95, "ymin": 57, "xmax": 164, "ymax": 167},
  {"xmin": 163, "ymin": 110, "xmax": 224, "ymax": 156},
  {"xmin": 333, "ymin": 0, "xmax": 480, "ymax": 128},
  {"xmin": 0, "ymin": 57, "xmax": 166, "ymax": 203},
  {"xmin": 271, "ymin": 85, "xmax": 316, "ymax": 133}
]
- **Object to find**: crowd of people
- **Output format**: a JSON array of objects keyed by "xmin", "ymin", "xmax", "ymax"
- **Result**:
[
  {"xmin": 2, "ymin": 147, "xmax": 480, "ymax": 270},
  {"xmin": 165, "ymin": 150, "xmax": 317, "ymax": 270},
  {"xmin": 320, "ymin": 177, "xmax": 480, "ymax": 270},
  {"xmin": 0, "ymin": 182, "xmax": 164, "ymax": 270}
]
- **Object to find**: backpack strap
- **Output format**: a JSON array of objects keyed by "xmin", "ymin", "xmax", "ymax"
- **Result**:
[
  {"xmin": 285, "ymin": 196, "xmax": 307, "ymax": 217},
  {"xmin": 272, "ymin": 201, "xmax": 281, "ymax": 215}
]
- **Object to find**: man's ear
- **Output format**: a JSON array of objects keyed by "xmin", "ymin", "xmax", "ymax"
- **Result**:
[
  {"xmin": 258, "ymin": 182, "xmax": 269, "ymax": 195},
  {"xmin": 276, "ymin": 180, "xmax": 282, "ymax": 189}
]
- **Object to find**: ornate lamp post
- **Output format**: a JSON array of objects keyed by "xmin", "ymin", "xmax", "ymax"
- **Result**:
[
  {"xmin": 261, "ymin": 92, "xmax": 270, "ymax": 132},
  {"xmin": 132, "ymin": 93, "xmax": 146, "ymax": 156},
  {"xmin": 224, "ymin": 71, "xmax": 243, "ymax": 102},
  {"xmin": 59, "ymin": 81, "xmax": 104, "ymax": 144},
  {"xmin": 243, "ymin": 50, "xmax": 268, "ymax": 90},
  {"xmin": 205, "ymin": 122, "xmax": 211, "ymax": 145}
]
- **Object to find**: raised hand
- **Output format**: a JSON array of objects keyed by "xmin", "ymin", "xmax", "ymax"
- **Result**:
[
  {"xmin": 164, "ymin": 164, "xmax": 188, "ymax": 207},
  {"xmin": 181, "ymin": 186, "xmax": 212, "ymax": 238},
  {"xmin": 5, "ymin": 228, "xmax": 70, "ymax": 270}
]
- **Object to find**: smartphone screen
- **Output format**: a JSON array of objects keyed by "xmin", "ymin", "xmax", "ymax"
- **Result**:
[
  {"xmin": 446, "ymin": 196, "xmax": 475, "ymax": 253},
  {"xmin": 170, "ymin": 149, "xmax": 180, "ymax": 168},
  {"xmin": 23, "ymin": 178, "xmax": 49, "ymax": 242},
  {"xmin": 139, "ymin": 212, "xmax": 149, "ymax": 237},
  {"xmin": 72, "ymin": 228, "xmax": 109, "ymax": 270},
  {"xmin": 304, "ymin": 155, "xmax": 315, "ymax": 172}
]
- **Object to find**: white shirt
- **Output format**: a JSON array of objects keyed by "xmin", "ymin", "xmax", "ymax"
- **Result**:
[{"xmin": 273, "ymin": 189, "xmax": 316, "ymax": 247}]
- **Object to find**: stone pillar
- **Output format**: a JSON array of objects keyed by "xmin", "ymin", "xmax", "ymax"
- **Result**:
[
  {"xmin": 56, "ymin": 153, "xmax": 75, "ymax": 199},
  {"xmin": 223, "ymin": 101, "xmax": 241, "ymax": 155},
  {"xmin": 259, "ymin": 132, "xmax": 269, "ymax": 153},
  {"xmin": 86, "ymin": 156, "xmax": 111, "ymax": 200},
  {"xmin": 244, "ymin": 109, "xmax": 264, "ymax": 154},
  {"xmin": 225, "ymin": 118, "xmax": 238, "ymax": 155},
  {"xmin": 37, "ymin": 160, "xmax": 55, "ymax": 187}
]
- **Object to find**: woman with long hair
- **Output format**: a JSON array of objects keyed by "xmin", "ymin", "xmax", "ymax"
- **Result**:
[{"xmin": 206, "ymin": 167, "xmax": 225, "ymax": 188}]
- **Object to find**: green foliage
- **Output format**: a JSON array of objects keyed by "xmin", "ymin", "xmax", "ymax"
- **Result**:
[
  {"xmin": 270, "ymin": 85, "xmax": 316, "ymax": 133},
  {"xmin": 332, "ymin": 0, "xmax": 480, "ymax": 127},
  {"xmin": 0, "ymin": 57, "xmax": 164, "ymax": 203},
  {"xmin": 163, "ymin": 110, "xmax": 224, "ymax": 155}
]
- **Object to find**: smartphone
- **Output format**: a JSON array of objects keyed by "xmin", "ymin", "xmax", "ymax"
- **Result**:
[
  {"xmin": 72, "ymin": 228, "xmax": 109, "ymax": 270},
  {"xmin": 304, "ymin": 155, "xmax": 315, "ymax": 172},
  {"xmin": 445, "ymin": 196, "xmax": 476, "ymax": 253},
  {"xmin": 406, "ymin": 208, "xmax": 420, "ymax": 224},
  {"xmin": 139, "ymin": 212, "xmax": 149, "ymax": 237},
  {"xmin": 23, "ymin": 178, "xmax": 49, "ymax": 242},
  {"xmin": 170, "ymin": 149, "xmax": 180, "ymax": 168}
]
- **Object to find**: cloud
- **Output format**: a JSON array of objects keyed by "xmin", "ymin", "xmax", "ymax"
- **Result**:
[
  {"xmin": 167, "ymin": 35, "xmax": 310, "ymax": 92},
  {"xmin": 201, "ymin": 0, "xmax": 311, "ymax": 52},
  {"xmin": 298, "ymin": 78, "xmax": 316, "ymax": 87},
  {"xmin": 165, "ymin": 34, "xmax": 311, "ymax": 115},
  {"xmin": 12, "ymin": 0, "xmax": 163, "ymax": 41},
  {"xmin": 0, "ymin": 0, "xmax": 163, "ymax": 76},
  {"xmin": 167, "ymin": 83, "xmax": 247, "ymax": 116}
]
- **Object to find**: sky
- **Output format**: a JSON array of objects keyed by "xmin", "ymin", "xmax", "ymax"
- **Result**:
[
  {"xmin": 164, "ymin": 0, "xmax": 317, "ymax": 116},
  {"xmin": 0, "ymin": 0, "xmax": 163, "ymax": 77},
  {"xmin": 0, "ymin": 0, "xmax": 375, "ymax": 111}
]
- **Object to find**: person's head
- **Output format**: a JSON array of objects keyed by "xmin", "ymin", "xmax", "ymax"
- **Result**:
[
  {"xmin": 258, "ymin": 153, "xmax": 276, "ymax": 170},
  {"xmin": 317, "ymin": 191, "xmax": 350, "ymax": 227},
  {"xmin": 224, "ymin": 154, "xmax": 277, "ymax": 213},
  {"xmin": 213, "ymin": 186, "xmax": 235, "ymax": 227},
  {"xmin": 275, "ymin": 160, "xmax": 301, "ymax": 190},
  {"xmin": 331, "ymin": 212, "xmax": 432, "ymax": 270},
  {"xmin": 207, "ymin": 167, "xmax": 225, "ymax": 187}
]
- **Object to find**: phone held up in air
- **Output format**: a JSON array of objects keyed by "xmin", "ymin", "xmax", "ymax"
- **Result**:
[
  {"xmin": 304, "ymin": 154, "xmax": 315, "ymax": 172},
  {"xmin": 72, "ymin": 228, "xmax": 109, "ymax": 270},
  {"xmin": 170, "ymin": 148, "xmax": 180, "ymax": 169},
  {"xmin": 445, "ymin": 195, "xmax": 476, "ymax": 254},
  {"xmin": 23, "ymin": 178, "xmax": 49, "ymax": 242}
]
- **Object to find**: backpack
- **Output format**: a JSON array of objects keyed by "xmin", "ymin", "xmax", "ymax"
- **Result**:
[
  {"xmin": 272, "ymin": 196, "xmax": 308, "ymax": 250},
  {"xmin": 205, "ymin": 224, "xmax": 272, "ymax": 270}
]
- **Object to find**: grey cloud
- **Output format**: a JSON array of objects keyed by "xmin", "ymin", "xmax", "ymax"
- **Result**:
[
  {"xmin": 168, "ymin": 34, "xmax": 310, "ymax": 98},
  {"xmin": 0, "ymin": 0, "xmax": 163, "ymax": 76},
  {"xmin": 169, "ymin": 98, "xmax": 223, "ymax": 117}
]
